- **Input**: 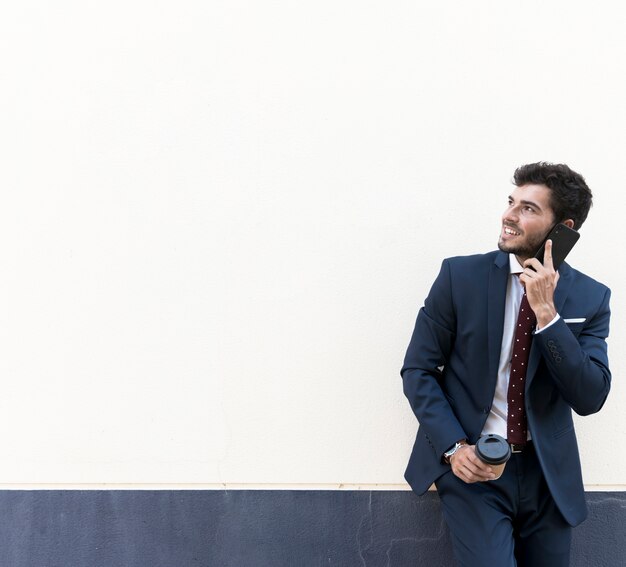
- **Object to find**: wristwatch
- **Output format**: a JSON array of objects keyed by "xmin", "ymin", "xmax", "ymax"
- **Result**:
[{"xmin": 443, "ymin": 440, "xmax": 468, "ymax": 464}]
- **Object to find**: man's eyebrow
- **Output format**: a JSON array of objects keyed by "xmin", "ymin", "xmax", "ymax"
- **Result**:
[
  {"xmin": 508, "ymin": 195, "xmax": 543, "ymax": 211},
  {"xmin": 520, "ymin": 199, "xmax": 542, "ymax": 210}
]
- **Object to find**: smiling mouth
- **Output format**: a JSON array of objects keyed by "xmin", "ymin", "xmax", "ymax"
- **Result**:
[{"xmin": 503, "ymin": 226, "xmax": 521, "ymax": 236}]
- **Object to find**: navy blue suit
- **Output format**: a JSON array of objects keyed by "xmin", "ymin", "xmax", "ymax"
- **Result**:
[{"xmin": 401, "ymin": 250, "xmax": 611, "ymax": 528}]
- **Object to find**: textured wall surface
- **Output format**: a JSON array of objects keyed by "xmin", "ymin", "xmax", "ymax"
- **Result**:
[
  {"xmin": 0, "ymin": 490, "xmax": 623, "ymax": 567},
  {"xmin": 1, "ymin": 2, "xmax": 625, "ymax": 488}
]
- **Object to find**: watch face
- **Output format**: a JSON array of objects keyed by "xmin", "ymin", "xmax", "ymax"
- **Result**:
[
  {"xmin": 444, "ymin": 441, "xmax": 467, "ymax": 462},
  {"xmin": 444, "ymin": 443, "xmax": 460, "ymax": 462}
]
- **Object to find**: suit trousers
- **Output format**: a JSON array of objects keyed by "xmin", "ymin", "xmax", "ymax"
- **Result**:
[{"xmin": 434, "ymin": 443, "xmax": 572, "ymax": 567}]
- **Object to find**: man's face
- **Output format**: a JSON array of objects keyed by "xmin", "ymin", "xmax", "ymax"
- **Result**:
[{"xmin": 498, "ymin": 184, "xmax": 556, "ymax": 261}]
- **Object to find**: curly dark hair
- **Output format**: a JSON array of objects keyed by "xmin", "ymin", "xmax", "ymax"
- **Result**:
[{"xmin": 513, "ymin": 162, "xmax": 593, "ymax": 230}]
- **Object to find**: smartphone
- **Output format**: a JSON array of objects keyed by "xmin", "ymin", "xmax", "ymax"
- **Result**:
[{"xmin": 534, "ymin": 223, "xmax": 580, "ymax": 270}]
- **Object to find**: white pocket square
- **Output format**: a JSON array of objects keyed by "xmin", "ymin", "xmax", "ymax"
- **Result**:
[{"xmin": 564, "ymin": 318, "xmax": 586, "ymax": 324}]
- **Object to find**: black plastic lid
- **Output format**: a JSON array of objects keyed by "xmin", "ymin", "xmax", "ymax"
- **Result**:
[{"xmin": 475, "ymin": 434, "xmax": 511, "ymax": 465}]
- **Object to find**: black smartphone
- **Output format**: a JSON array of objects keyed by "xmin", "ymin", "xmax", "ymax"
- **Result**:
[{"xmin": 533, "ymin": 223, "xmax": 580, "ymax": 270}]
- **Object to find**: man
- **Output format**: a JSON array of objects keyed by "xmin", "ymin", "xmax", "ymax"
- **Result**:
[{"xmin": 401, "ymin": 162, "xmax": 611, "ymax": 566}]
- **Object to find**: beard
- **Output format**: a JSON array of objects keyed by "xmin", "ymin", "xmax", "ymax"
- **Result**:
[{"xmin": 497, "ymin": 227, "xmax": 549, "ymax": 260}]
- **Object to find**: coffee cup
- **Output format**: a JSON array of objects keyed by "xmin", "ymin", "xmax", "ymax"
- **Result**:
[{"xmin": 475, "ymin": 434, "xmax": 511, "ymax": 479}]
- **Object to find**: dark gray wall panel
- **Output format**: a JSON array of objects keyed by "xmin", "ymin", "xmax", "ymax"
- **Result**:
[{"xmin": 0, "ymin": 491, "xmax": 623, "ymax": 566}]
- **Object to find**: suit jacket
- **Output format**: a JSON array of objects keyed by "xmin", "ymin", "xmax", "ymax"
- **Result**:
[{"xmin": 401, "ymin": 250, "xmax": 611, "ymax": 527}]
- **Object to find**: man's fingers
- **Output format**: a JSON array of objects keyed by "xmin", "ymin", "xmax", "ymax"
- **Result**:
[
  {"xmin": 451, "ymin": 447, "xmax": 496, "ymax": 482},
  {"xmin": 519, "ymin": 270, "xmax": 537, "ymax": 288},
  {"xmin": 544, "ymin": 238, "xmax": 554, "ymax": 270},
  {"xmin": 464, "ymin": 451, "xmax": 493, "ymax": 472},
  {"xmin": 466, "ymin": 461, "xmax": 495, "ymax": 480},
  {"xmin": 522, "ymin": 258, "xmax": 543, "ymax": 273},
  {"xmin": 457, "ymin": 464, "xmax": 494, "ymax": 483}
]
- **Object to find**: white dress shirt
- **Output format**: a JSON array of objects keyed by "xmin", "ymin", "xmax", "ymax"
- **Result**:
[{"xmin": 481, "ymin": 254, "xmax": 559, "ymax": 439}]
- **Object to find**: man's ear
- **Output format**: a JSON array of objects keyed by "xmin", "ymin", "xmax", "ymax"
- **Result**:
[{"xmin": 562, "ymin": 219, "xmax": 575, "ymax": 229}]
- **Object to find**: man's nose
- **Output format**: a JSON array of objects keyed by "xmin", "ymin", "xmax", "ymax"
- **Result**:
[{"xmin": 503, "ymin": 206, "xmax": 519, "ymax": 223}]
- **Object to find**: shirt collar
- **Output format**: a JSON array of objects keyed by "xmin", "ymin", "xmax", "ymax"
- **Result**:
[{"xmin": 508, "ymin": 254, "xmax": 524, "ymax": 275}]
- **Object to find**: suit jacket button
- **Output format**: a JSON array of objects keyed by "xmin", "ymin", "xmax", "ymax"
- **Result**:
[
  {"xmin": 547, "ymin": 340, "xmax": 555, "ymax": 347},
  {"xmin": 555, "ymin": 356, "xmax": 562, "ymax": 363}
]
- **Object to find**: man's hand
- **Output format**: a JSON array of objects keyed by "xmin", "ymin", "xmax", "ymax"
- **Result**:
[
  {"xmin": 449, "ymin": 445, "xmax": 497, "ymax": 483},
  {"xmin": 520, "ymin": 239, "xmax": 560, "ymax": 328}
]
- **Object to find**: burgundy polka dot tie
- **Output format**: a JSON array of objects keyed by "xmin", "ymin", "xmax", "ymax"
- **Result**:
[{"xmin": 506, "ymin": 291, "xmax": 536, "ymax": 445}]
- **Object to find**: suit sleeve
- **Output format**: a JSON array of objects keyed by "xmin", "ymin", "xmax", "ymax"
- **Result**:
[
  {"xmin": 401, "ymin": 259, "xmax": 467, "ymax": 458},
  {"xmin": 534, "ymin": 287, "xmax": 611, "ymax": 416}
]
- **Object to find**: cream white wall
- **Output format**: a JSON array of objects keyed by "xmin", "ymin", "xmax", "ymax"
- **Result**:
[{"xmin": 0, "ymin": 1, "xmax": 624, "ymax": 488}]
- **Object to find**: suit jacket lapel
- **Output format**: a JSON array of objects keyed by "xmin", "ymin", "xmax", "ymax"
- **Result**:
[
  {"xmin": 526, "ymin": 262, "xmax": 573, "ymax": 387},
  {"xmin": 487, "ymin": 252, "xmax": 509, "ymax": 384}
]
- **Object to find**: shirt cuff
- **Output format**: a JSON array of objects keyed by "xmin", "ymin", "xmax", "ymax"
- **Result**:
[{"xmin": 535, "ymin": 313, "xmax": 560, "ymax": 334}]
